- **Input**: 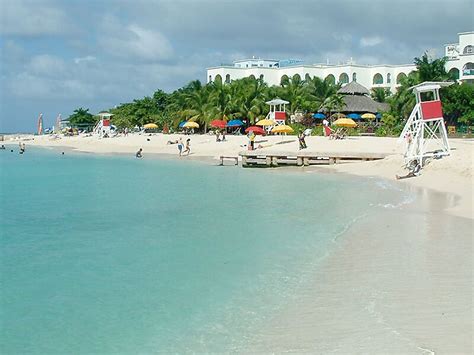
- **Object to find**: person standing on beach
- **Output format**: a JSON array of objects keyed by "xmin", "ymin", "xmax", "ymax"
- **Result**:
[
  {"xmin": 248, "ymin": 131, "xmax": 255, "ymax": 150},
  {"xmin": 322, "ymin": 118, "xmax": 329, "ymax": 136},
  {"xmin": 183, "ymin": 138, "xmax": 191, "ymax": 155},
  {"xmin": 177, "ymin": 138, "xmax": 184, "ymax": 156}
]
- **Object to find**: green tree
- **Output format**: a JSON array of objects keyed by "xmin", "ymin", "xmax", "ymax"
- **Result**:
[
  {"xmin": 442, "ymin": 83, "xmax": 474, "ymax": 125},
  {"xmin": 320, "ymin": 93, "xmax": 344, "ymax": 120},
  {"xmin": 371, "ymin": 88, "xmax": 391, "ymax": 103},
  {"xmin": 304, "ymin": 76, "xmax": 340, "ymax": 112},
  {"xmin": 68, "ymin": 108, "xmax": 96, "ymax": 126},
  {"xmin": 278, "ymin": 74, "xmax": 308, "ymax": 114},
  {"xmin": 414, "ymin": 53, "xmax": 449, "ymax": 82}
]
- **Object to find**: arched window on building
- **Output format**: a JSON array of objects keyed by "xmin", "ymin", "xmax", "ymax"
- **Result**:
[
  {"xmin": 373, "ymin": 73, "xmax": 383, "ymax": 85},
  {"xmin": 448, "ymin": 68, "xmax": 460, "ymax": 80},
  {"xmin": 214, "ymin": 74, "xmax": 222, "ymax": 83},
  {"xmin": 463, "ymin": 45, "xmax": 473, "ymax": 54},
  {"xmin": 463, "ymin": 62, "xmax": 474, "ymax": 76},
  {"xmin": 325, "ymin": 74, "xmax": 336, "ymax": 85},
  {"xmin": 396, "ymin": 72, "xmax": 407, "ymax": 84},
  {"xmin": 280, "ymin": 75, "xmax": 289, "ymax": 85},
  {"xmin": 208, "ymin": 75, "xmax": 212, "ymax": 82},
  {"xmin": 259, "ymin": 74, "xmax": 264, "ymax": 81},
  {"xmin": 387, "ymin": 73, "xmax": 391, "ymax": 84},
  {"xmin": 352, "ymin": 73, "xmax": 357, "ymax": 82},
  {"xmin": 339, "ymin": 73, "xmax": 349, "ymax": 84},
  {"xmin": 249, "ymin": 74, "xmax": 256, "ymax": 80},
  {"xmin": 225, "ymin": 74, "xmax": 231, "ymax": 83}
]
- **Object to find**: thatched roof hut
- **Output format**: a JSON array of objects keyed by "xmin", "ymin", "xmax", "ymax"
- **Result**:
[{"xmin": 337, "ymin": 81, "xmax": 389, "ymax": 113}]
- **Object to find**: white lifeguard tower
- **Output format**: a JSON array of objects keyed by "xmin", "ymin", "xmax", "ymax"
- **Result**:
[
  {"xmin": 94, "ymin": 112, "xmax": 114, "ymax": 136},
  {"xmin": 399, "ymin": 82, "xmax": 453, "ymax": 168},
  {"xmin": 266, "ymin": 98, "xmax": 288, "ymax": 125}
]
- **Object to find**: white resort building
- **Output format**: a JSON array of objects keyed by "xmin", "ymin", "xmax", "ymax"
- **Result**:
[{"xmin": 207, "ymin": 32, "xmax": 474, "ymax": 90}]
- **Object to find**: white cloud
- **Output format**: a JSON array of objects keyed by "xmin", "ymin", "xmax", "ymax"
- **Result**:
[
  {"xmin": 97, "ymin": 16, "xmax": 174, "ymax": 61},
  {"xmin": 360, "ymin": 36, "xmax": 384, "ymax": 47},
  {"xmin": 74, "ymin": 56, "xmax": 96, "ymax": 64},
  {"xmin": 28, "ymin": 55, "xmax": 66, "ymax": 77},
  {"xmin": 8, "ymin": 72, "xmax": 94, "ymax": 100},
  {"xmin": 0, "ymin": 0, "xmax": 72, "ymax": 36}
]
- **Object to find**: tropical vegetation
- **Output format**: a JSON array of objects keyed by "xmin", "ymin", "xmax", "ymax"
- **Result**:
[{"xmin": 71, "ymin": 52, "xmax": 473, "ymax": 136}]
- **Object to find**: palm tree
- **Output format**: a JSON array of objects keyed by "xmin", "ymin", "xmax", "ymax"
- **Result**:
[
  {"xmin": 414, "ymin": 53, "xmax": 449, "ymax": 82},
  {"xmin": 371, "ymin": 88, "xmax": 391, "ymax": 103},
  {"xmin": 278, "ymin": 75, "xmax": 308, "ymax": 114},
  {"xmin": 320, "ymin": 94, "xmax": 344, "ymax": 121},
  {"xmin": 229, "ymin": 77, "xmax": 268, "ymax": 124},
  {"xmin": 183, "ymin": 84, "xmax": 216, "ymax": 132},
  {"xmin": 209, "ymin": 76, "xmax": 232, "ymax": 120},
  {"xmin": 305, "ymin": 76, "xmax": 340, "ymax": 112}
]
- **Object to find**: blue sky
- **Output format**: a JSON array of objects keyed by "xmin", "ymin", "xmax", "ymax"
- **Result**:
[{"xmin": 1, "ymin": 0, "xmax": 472, "ymax": 132}]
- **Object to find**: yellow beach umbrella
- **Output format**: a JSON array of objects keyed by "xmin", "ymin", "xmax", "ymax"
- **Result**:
[
  {"xmin": 256, "ymin": 119, "xmax": 275, "ymax": 126},
  {"xmin": 183, "ymin": 121, "xmax": 199, "ymax": 129},
  {"xmin": 143, "ymin": 123, "xmax": 158, "ymax": 129},
  {"xmin": 272, "ymin": 125, "xmax": 294, "ymax": 134},
  {"xmin": 333, "ymin": 118, "xmax": 357, "ymax": 128},
  {"xmin": 361, "ymin": 113, "xmax": 376, "ymax": 120}
]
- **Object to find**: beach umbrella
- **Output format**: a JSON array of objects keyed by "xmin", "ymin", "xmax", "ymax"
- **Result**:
[
  {"xmin": 143, "ymin": 123, "xmax": 158, "ymax": 129},
  {"xmin": 330, "ymin": 113, "xmax": 346, "ymax": 119},
  {"xmin": 334, "ymin": 118, "xmax": 357, "ymax": 128},
  {"xmin": 226, "ymin": 119, "xmax": 244, "ymax": 127},
  {"xmin": 178, "ymin": 121, "xmax": 187, "ymax": 128},
  {"xmin": 347, "ymin": 113, "xmax": 361, "ymax": 120},
  {"xmin": 183, "ymin": 121, "xmax": 199, "ymax": 129},
  {"xmin": 245, "ymin": 126, "xmax": 266, "ymax": 135},
  {"xmin": 256, "ymin": 119, "xmax": 275, "ymax": 126},
  {"xmin": 312, "ymin": 113, "xmax": 326, "ymax": 119},
  {"xmin": 361, "ymin": 113, "xmax": 376, "ymax": 120},
  {"xmin": 210, "ymin": 119, "xmax": 227, "ymax": 129},
  {"xmin": 376, "ymin": 113, "xmax": 382, "ymax": 119},
  {"xmin": 272, "ymin": 125, "xmax": 294, "ymax": 134}
]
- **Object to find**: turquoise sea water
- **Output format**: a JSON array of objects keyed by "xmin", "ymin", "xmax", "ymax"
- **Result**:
[{"xmin": 0, "ymin": 147, "xmax": 408, "ymax": 353}]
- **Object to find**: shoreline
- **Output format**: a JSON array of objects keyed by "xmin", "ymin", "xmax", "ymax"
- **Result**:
[{"xmin": 4, "ymin": 133, "xmax": 472, "ymax": 220}]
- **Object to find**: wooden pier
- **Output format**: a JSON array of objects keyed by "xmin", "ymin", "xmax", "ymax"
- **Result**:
[{"xmin": 239, "ymin": 151, "xmax": 388, "ymax": 167}]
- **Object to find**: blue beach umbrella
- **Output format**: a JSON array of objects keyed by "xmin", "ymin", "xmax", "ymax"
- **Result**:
[
  {"xmin": 226, "ymin": 119, "xmax": 244, "ymax": 127},
  {"xmin": 376, "ymin": 113, "xmax": 382, "ymax": 119},
  {"xmin": 347, "ymin": 113, "xmax": 361, "ymax": 120},
  {"xmin": 178, "ymin": 121, "xmax": 186, "ymax": 128},
  {"xmin": 313, "ymin": 113, "xmax": 326, "ymax": 119}
]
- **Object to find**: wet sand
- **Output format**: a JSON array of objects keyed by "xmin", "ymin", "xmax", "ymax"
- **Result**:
[{"xmin": 247, "ymin": 186, "xmax": 472, "ymax": 354}]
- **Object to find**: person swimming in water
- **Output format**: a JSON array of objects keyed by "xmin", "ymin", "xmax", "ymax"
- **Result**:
[{"xmin": 136, "ymin": 148, "xmax": 143, "ymax": 158}]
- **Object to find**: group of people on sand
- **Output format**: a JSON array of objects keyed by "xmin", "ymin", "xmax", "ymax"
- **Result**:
[{"xmin": 137, "ymin": 137, "xmax": 191, "ymax": 159}]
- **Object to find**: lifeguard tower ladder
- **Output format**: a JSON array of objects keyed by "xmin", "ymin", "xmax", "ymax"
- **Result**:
[
  {"xmin": 94, "ymin": 112, "xmax": 114, "ymax": 136},
  {"xmin": 398, "ymin": 82, "xmax": 452, "ymax": 168},
  {"xmin": 266, "ymin": 98, "xmax": 289, "ymax": 125}
]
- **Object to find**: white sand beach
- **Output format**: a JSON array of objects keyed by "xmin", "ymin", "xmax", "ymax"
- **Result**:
[{"xmin": 4, "ymin": 133, "xmax": 473, "ymax": 353}]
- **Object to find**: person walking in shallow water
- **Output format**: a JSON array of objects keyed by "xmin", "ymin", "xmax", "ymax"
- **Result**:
[{"xmin": 136, "ymin": 148, "xmax": 143, "ymax": 158}]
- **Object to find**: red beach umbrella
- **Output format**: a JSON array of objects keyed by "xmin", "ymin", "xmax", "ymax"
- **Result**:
[
  {"xmin": 210, "ymin": 120, "xmax": 227, "ymax": 129},
  {"xmin": 245, "ymin": 126, "xmax": 266, "ymax": 135}
]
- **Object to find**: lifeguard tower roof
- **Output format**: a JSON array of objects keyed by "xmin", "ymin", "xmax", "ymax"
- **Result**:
[
  {"xmin": 266, "ymin": 98, "xmax": 289, "ymax": 105},
  {"xmin": 409, "ymin": 81, "xmax": 454, "ymax": 92}
]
